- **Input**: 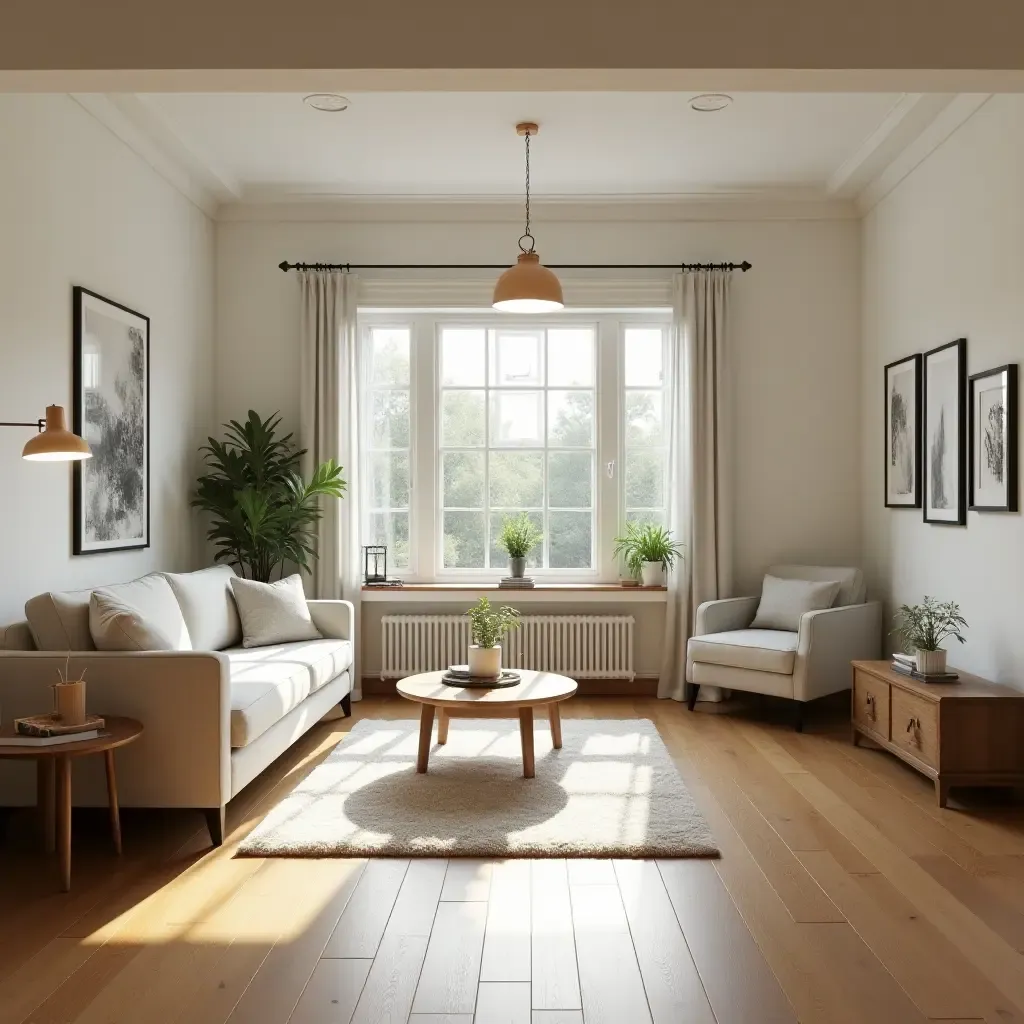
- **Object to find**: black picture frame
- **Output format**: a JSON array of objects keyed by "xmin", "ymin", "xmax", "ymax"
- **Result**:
[
  {"xmin": 884, "ymin": 352, "xmax": 922, "ymax": 508},
  {"xmin": 73, "ymin": 286, "xmax": 151, "ymax": 555},
  {"xmin": 969, "ymin": 363, "xmax": 1018, "ymax": 512},
  {"xmin": 922, "ymin": 337, "xmax": 967, "ymax": 526}
]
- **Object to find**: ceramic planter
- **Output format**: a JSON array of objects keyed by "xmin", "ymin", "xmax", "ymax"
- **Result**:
[
  {"xmin": 468, "ymin": 644, "xmax": 502, "ymax": 679},
  {"xmin": 915, "ymin": 649, "xmax": 947, "ymax": 675},
  {"xmin": 641, "ymin": 561, "xmax": 665, "ymax": 587},
  {"xmin": 509, "ymin": 556, "xmax": 526, "ymax": 579}
]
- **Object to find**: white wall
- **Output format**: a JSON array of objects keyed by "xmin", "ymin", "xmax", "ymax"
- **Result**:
[
  {"xmin": 0, "ymin": 94, "xmax": 215, "ymax": 624},
  {"xmin": 862, "ymin": 95, "xmax": 1024, "ymax": 684}
]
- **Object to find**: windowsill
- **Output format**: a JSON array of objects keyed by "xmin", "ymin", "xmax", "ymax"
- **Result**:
[{"xmin": 361, "ymin": 582, "xmax": 668, "ymax": 603}]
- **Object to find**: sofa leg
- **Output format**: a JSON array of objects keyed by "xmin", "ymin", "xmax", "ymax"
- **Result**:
[
  {"xmin": 340, "ymin": 692, "xmax": 352, "ymax": 718},
  {"xmin": 203, "ymin": 806, "xmax": 225, "ymax": 847},
  {"xmin": 686, "ymin": 683, "xmax": 699, "ymax": 712},
  {"xmin": 793, "ymin": 700, "xmax": 805, "ymax": 733}
]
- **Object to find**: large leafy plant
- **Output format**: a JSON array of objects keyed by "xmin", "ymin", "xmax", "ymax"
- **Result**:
[
  {"xmin": 466, "ymin": 596, "xmax": 521, "ymax": 649},
  {"xmin": 192, "ymin": 410, "xmax": 346, "ymax": 582},
  {"xmin": 613, "ymin": 522, "xmax": 684, "ymax": 578},
  {"xmin": 894, "ymin": 597, "xmax": 968, "ymax": 653}
]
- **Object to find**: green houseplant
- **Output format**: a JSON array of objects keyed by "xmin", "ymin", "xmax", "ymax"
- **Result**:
[
  {"xmin": 497, "ymin": 513, "xmax": 542, "ymax": 579},
  {"xmin": 192, "ymin": 410, "xmax": 346, "ymax": 582},
  {"xmin": 613, "ymin": 522, "xmax": 684, "ymax": 587},
  {"xmin": 893, "ymin": 596, "xmax": 968, "ymax": 675},
  {"xmin": 466, "ymin": 596, "xmax": 521, "ymax": 678}
]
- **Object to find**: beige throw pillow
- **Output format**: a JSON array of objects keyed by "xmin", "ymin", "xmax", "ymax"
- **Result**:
[
  {"xmin": 229, "ymin": 574, "xmax": 321, "ymax": 648},
  {"xmin": 163, "ymin": 565, "xmax": 242, "ymax": 651},
  {"xmin": 89, "ymin": 574, "xmax": 193, "ymax": 651},
  {"xmin": 750, "ymin": 574, "xmax": 841, "ymax": 632}
]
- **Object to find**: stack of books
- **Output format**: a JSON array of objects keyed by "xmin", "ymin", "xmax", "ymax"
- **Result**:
[
  {"xmin": 4, "ymin": 713, "xmax": 106, "ymax": 747},
  {"xmin": 891, "ymin": 652, "xmax": 959, "ymax": 683},
  {"xmin": 498, "ymin": 576, "xmax": 535, "ymax": 589}
]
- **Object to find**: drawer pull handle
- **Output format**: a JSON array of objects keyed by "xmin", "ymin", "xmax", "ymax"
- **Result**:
[
  {"xmin": 865, "ymin": 694, "xmax": 876, "ymax": 720},
  {"xmin": 906, "ymin": 717, "xmax": 921, "ymax": 738}
]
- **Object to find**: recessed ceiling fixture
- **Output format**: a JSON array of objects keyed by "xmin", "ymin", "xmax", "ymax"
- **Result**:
[
  {"xmin": 689, "ymin": 93, "xmax": 733, "ymax": 113},
  {"xmin": 492, "ymin": 122, "xmax": 564, "ymax": 314},
  {"xmin": 303, "ymin": 93, "xmax": 350, "ymax": 112}
]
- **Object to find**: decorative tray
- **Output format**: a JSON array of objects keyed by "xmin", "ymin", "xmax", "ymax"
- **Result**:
[{"xmin": 440, "ymin": 670, "xmax": 522, "ymax": 689}]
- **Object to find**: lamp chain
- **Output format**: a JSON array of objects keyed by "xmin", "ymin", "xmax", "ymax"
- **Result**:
[{"xmin": 519, "ymin": 129, "xmax": 534, "ymax": 255}]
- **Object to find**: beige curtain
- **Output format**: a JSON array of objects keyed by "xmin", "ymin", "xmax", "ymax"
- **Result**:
[
  {"xmin": 299, "ymin": 270, "xmax": 363, "ymax": 699},
  {"xmin": 659, "ymin": 271, "xmax": 734, "ymax": 700}
]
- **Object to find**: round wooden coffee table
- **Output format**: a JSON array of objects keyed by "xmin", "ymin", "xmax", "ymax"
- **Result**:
[
  {"xmin": 396, "ymin": 670, "xmax": 577, "ymax": 778},
  {"xmin": 0, "ymin": 717, "xmax": 143, "ymax": 891}
]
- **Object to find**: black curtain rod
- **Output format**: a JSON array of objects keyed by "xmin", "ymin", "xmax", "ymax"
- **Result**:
[{"xmin": 278, "ymin": 260, "xmax": 751, "ymax": 273}]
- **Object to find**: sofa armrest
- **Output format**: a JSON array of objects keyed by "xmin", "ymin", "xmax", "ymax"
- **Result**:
[
  {"xmin": 307, "ymin": 599, "xmax": 354, "ymax": 642},
  {"xmin": 0, "ymin": 651, "xmax": 231, "ymax": 809},
  {"xmin": 694, "ymin": 596, "xmax": 759, "ymax": 636},
  {"xmin": 793, "ymin": 602, "xmax": 882, "ymax": 702}
]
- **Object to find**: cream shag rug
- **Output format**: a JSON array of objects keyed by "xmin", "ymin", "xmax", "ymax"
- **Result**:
[{"xmin": 238, "ymin": 718, "xmax": 718, "ymax": 858}]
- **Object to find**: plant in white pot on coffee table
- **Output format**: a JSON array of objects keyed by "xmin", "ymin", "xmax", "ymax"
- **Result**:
[
  {"xmin": 613, "ymin": 521, "xmax": 684, "ymax": 587},
  {"xmin": 466, "ymin": 596, "xmax": 521, "ymax": 679},
  {"xmin": 894, "ymin": 596, "xmax": 968, "ymax": 675}
]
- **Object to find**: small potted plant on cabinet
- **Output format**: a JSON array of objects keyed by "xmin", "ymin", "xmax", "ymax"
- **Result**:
[
  {"xmin": 497, "ymin": 512, "xmax": 542, "ymax": 579},
  {"xmin": 613, "ymin": 522, "xmax": 684, "ymax": 587},
  {"xmin": 466, "ymin": 596, "xmax": 521, "ymax": 679},
  {"xmin": 893, "ymin": 596, "xmax": 968, "ymax": 675}
]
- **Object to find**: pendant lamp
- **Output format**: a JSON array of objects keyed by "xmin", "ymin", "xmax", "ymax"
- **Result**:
[
  {"xmin": 5, "ymin": 405, "xmax": 93, "ymax": 461},
  {"xmin": 493, "ymin": 123, "xmax": 564, "ymax": 313}
]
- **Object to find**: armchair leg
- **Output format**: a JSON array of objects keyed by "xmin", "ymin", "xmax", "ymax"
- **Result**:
[
  {"xmin": 686, "ymin": 683, "xmax": 699, "ymax": 712},
  {"xmin": 793, "ymin": 700, "xmax": 804, "ymax": 733},
  {"xmin": 202, "ymin": 806, "xmax": 226, "ymax": 847}
]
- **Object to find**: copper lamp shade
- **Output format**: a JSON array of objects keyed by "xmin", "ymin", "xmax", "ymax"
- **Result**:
[
  {"xmin": 22, "ymin": 406, "xmax": 92, "ymax": 462},
  {"xmin": 492, "ymin": 252, "xmax": 564, "ymax": 312}
]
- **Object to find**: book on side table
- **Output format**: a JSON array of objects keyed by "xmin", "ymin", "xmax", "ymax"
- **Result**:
[{"xmin": 2, "ymin": 713, "xmax": 107, "ymax": 746}]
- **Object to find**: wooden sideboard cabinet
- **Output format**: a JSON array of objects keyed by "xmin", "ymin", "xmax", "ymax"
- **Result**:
[{"xmin": 850, "ymin": 660, "xmax": 1024, "ymax": 806}]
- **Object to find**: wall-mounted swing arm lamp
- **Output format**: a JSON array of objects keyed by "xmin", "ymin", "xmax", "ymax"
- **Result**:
[{"xmin": 0, "ymin": 405, "xmax": 92, "ymax": 462}]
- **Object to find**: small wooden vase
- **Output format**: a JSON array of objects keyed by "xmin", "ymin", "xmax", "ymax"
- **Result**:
[{"xmin": 54, "ymin": 680, "xmax": 87, "ymax": 726}]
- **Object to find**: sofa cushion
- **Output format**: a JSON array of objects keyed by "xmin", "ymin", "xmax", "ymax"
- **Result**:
[
  {"xmin": 229, "ymin": 574, "xmax": 321, "ymax": 648},
  {"xmin": 225, "ymin": 638, "xmax": 353, "ymax": 748},
  {"xmin": 750, "ymin": 575, "xmax": 841, "ymax": 631},
  {"xmin": 25, "ymin": 589, "xmax": 96, "ymax": 651},
  {"xmin": 90, "ymin": 574, "xmax": 193, "ymax": 651},
  {"xmin": 163, "ymin": 565, "xmax": 242, "ymax": 651},
  {"xmin": 687, "ymin": 629, "xmax": 799, "ymax": 675}
]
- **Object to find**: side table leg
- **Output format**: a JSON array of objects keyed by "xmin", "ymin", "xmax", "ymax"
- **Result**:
[
  {"xmin": 548, "ymin": 704, "xmax": 563, "ymax": 749},
  {"xmin": 416, "ymin": 705, "xmax": 435, "ymax": 774},
  {"xmin": 437, "ymin": 709, "xmax": 449, "ymax": 745},
  {"xmin": 38, "ymin": 758, "xmax": 56, "ymax": 854},
  {"xmin": 105, "ymin": 749, "xmax": 122, "ymax": 855},
  {"xmin": 519, "ymin": 707, "xmax": 535, "ymax": 779},
  {"xmin": 57, "ymin": 755, "xmax": 72, "ymax": 892}
]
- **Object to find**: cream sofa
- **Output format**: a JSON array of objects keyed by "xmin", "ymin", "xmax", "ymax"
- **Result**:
[{"xmin": 0, "ymin": 566, "xmax": 354, "ymax": 845}]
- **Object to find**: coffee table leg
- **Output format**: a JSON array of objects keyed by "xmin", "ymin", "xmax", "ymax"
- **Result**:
[
  {"xmin": 548, "ymin": 704, "xmax": 563, "ymax": 749},
  {"xmin": 416, "ymin": 705, "xmax": 436, "ymax": 774},
  {"xmin": 104, "ymin": 749, "xmax": 122, "ymax": 855},
  {"xmin": 519, "ymin": 708, "xmax": 535, "ymax": 779},
  {"xmin": 437, "ymin": 709, "xmax": 449, "ymax": 745},
  {"xmin": 57, "ymin": 755, "xmax": 72, "ymax": 892},
  {"xmin": 37, "ymin": 757, "xmax": 56, "ymax": 854}
]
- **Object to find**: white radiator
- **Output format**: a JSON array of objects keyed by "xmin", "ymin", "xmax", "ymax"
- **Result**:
[{"xmin": 381, "ymin": 614, "xmax": 635, "ymax": 680}]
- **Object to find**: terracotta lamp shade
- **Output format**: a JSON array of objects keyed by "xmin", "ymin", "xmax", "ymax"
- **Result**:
[
  {"xmin": 492, "ymin": 252, "xmax": 564, "ymax": 313},
  {"xmin": 22, "ymin": 406, "xmax": 92, "ymax": 462}
]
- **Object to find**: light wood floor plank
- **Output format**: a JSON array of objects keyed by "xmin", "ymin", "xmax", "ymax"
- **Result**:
[
  {"xmin": 288, "ymin": 958, "xmax": 372, "ymax": 1024},
  {"xmin": 386, "ymin": 859, "xmax": 448, "ymax": 937},
  {"xmin": 480, "ymin": 860, "xmax": 531, "ymax": 983},
  {"xmin": 322, "ymin": 859, "xmax": 410, "ymax": 958},
  {"xmin": 411, "ymin": 901, "xmax": 488, "ymax": 1015},
  {"xmin": 474, "ymin": 982, "xmax": 532, "ymax": 1024},
  {"xmin": 530, "ymin": 861, "xmax": 581, "ymax": 1011},
  {"xmin": 530, "ymin": 1013, "xmax": 584, "ymax": 1024},
  {"xmin": 351, "ymin": 934, "xmax": 430, "ymax": 1024},
  {"xmin": 408, "ymin": 1016, "xmax": 473, "ymax": 1023},
  {"xmin": 565, "ymin": 860, "xmax": 615, "ymax": 885},
  {"xmin": 440, "ymin": 859, "xmax": 493, "ymax": 902}
]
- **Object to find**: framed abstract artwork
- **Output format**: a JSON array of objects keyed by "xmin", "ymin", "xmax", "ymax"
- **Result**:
[
  {"xmin": 969, "ymin": 363, "xmax": 1018, "ymax": 512},
  {"xmin": 884, "ymin": 353, "xmax": 922, "ymax": 507},
  {"xmin": 923, "ymin": 337, "xmax": 967, "ymax": 525},
  {"xmin": 72, "ymin": 287, "xmax": 150, "ymax": 554}
]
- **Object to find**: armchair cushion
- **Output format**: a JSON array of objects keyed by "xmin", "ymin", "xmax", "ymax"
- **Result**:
[
  {"xmin": 687, "ymin": 629, "xmax": 799, "ymax": 675},
  {"xmin": 750, "ymin": 575, "xmax": 841, "ymax": 631},
  {"xmin": 767, "ymin": 564, "xmax": 866, "ymax": 606}
]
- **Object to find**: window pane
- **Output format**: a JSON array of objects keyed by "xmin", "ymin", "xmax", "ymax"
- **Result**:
[
  {"xmin": 489, "ymin": 451, "xmax": 543, "ymax": 508},
  {"xmin": 549, "ymin": 452, "xmax": 592, "ymax": 508},
  {"xmin": 441, "ymin": 390, "xmax": 485, "ymax": 446},
  {"xmin": 369, "ymin": 390, "xmax": 410, "ymax": 448},
  {"xmin": 443, "ymin": 451, "xmax": 484, "ymax": 508},
  {"xmin": 441, "ymin": 328, "xmax": 485, "ymax": 386},
  {"xmin": 489, "ymin": 511, "xmax": 543, "ymax": 571},
  {"xmin": 547, "ymin": 329, "xmax": 595, "ymax": 386},
  {"xmin": 548, "ymin": 391, "xmax": 594, "ymax": 447},
  {"xmin": 625, "ymin": 390, "xmax": 664, "ymax": 446},
  {"xmin": 367, "ymin": 511, "xmax": 410, "ymax": 570},
  {"xmin": 368, "ymin": 451, "xmax": 409, "ymax": 508},
  {"xmin": 369, "ymin": 327, "xmax": 410, "ymax": 386},
  {"xmin": 443, "ymin": 511, "xmax": 485, "ymax": 568},
  {"xmin": 549, "ymin": 510, "xmax": 592, "ymax": 569},
  {"xmin": 492, "ymin": 331, "xmax": 543, "ymax": 386},
  {"xmin": 626, "ymin": 508, "xmax": 666, "ymax": 528},
  {"xmin": 625, "ymin": 449, "xmax": 666, "ymax": 508},
  {"xmin": 624, "ymin": 327, "xmax": 663, "ymax": 386},
  {"xmin": 490, "ymin": 391, "xmax": 544, "ymax": 446}
]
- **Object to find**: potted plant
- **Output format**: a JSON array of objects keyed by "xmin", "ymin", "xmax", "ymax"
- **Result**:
[
  {"xmin": 497, "ymin": 512, "xmax": 542, "ymax": 579},
  {"xmin": 893, "ymin": 596, "xmax": 968, "ymax": 675},
  {"xmin": 613, "ymin": 522, "xmax": 684, "ymax": 587},
  {"xmin": 192, "ymin": 410, "xmax": 346, "ymax": 582},
  {"xmin": 466, "ymin": 596, "xmax": 521, "ymax": 679}
]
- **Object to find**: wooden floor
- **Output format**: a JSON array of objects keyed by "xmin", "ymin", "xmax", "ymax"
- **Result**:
[{"xmin": 2, "ymin": 695, "xmax": 1024, "ymax": 1024}]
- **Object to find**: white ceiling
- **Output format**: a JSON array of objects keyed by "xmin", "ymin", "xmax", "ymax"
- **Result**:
[{"xmin": 80, "ymin": 90, "xmax": 967, "ymax": 211}]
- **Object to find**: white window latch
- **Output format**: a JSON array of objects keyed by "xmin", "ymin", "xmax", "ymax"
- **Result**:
[{"xmin": 606, "ymin": 460, "xmax": 615, "ymax": 479}]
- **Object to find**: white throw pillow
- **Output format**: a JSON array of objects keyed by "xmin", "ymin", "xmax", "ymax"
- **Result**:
[
  {"xmin": 229, "ymin": 574, "xmax": 322, "ymax": 648},
  {"xmin": 750, "ymin": 574, "xmax": 841, "ymax": 632},
  {"xmin": 89, "ymin": 574, "xmax": 193, "ymax": 651},
  {"xmin": 163, "ymin": 565, "xmax": 242, "ymax": 651}
]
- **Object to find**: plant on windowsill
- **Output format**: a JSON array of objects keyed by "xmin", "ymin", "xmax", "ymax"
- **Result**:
[
  {"xmin": 613, "ymin": 522, "xmax": 684, "ymax": 588},
  {"xmin": 192, "ymin": 410, "xmax": 347, "ymax": 583},
  {"xmin": 466, "ymin": 596, "xmax": 521, "ymax": 679},
  {"xmin": 497, "ymin": 512, "xmax": 542, "ymax": 579},
  {"xmin": 893, "ymin": 596, "xmax": 968, "ymax": 676}
]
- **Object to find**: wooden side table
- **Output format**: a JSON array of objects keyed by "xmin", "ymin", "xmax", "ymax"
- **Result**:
[{"xmin": 0, "ymin": 717, "xmax": 144, "ymax": 891}]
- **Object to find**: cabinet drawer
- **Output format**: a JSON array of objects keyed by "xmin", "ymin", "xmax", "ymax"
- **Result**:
[
  {"xmin": 890, "ymin": 687, "xmax": 939, "ymax": 769},
  {"xmin": 853, "ymin": 671, "xmax": 890, "ymax": 738}
]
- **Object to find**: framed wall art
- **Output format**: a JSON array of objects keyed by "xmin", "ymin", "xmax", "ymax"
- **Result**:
[
  {"xmin": 923, "ymin": 337, "xmax": 967, "ymax": 525},
  {"xmin": 73, "ymin": 287, "xmax": 150, "ymax": 554},
  {"xmin": 969, "ymin": 363, "xmax": 1018, "ymax": 512},
  {"xmin": 884, "ymin": 353, "xmax": 922, "ymax": 507}
]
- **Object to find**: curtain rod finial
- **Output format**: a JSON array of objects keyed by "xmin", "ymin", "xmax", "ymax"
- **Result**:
[
  {"xmin": 741, "ymin": 261, "xmax": 752, "ymax": 271},
  {"xmin": 278, "ymin": 261, "xmax": 290, "ymax": 272}
]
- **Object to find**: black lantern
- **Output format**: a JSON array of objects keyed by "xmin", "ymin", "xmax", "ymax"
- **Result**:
[{"xmin": 363, "ymin": 545, "xmax": 387, "ymax": 584}]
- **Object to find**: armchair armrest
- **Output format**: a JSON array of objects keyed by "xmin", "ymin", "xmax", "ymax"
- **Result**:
[
  {"xmin": 694, "ymin": 596, "xmax": 759, "ymax": 636},
  {"xmin": 793, "ymin": 602, "xmax": 882, "ymax": 702},
  {"xmin": 307, "ymin": 599, "xmax": 355, "ymax": 641}
]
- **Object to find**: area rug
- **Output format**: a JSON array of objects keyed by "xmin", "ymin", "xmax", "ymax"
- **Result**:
[{"xmin": 238, "ymin": 718, "xmax": 718, "ymax": 858}]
